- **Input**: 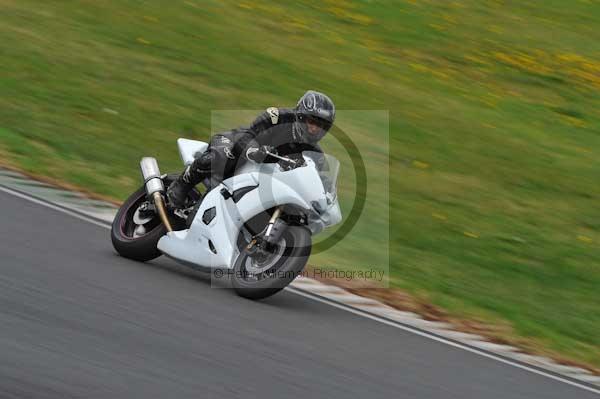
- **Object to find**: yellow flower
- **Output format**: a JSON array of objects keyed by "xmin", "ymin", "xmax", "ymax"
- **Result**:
[
  {"xmin": 412, "ymin": 160, "xmax": 430, "ymax": 169},
  {"xmin": 577, "ymin": 235, "xmax": 592, "ymax": 243},
  {"xmin": 488, "ymin": 25, "xmax": 503, "ymax": 34},
  {"xmin": 370, "ymin": 56, "xmax": 396, "ymax": 67},
  {"xmin": 432, "ymin": 213, "xmax": 447, "ymax": 220},
  {"xmin": 429, "ymin": 23, "xmax": 447, "ymax": 31},
  {"xmin": 410, "ymin": 63, "xmax": 428, "ymax": 72},
  {"xmin": 560, "ymin": 115, "xmax": 586, "ymax": 128}
]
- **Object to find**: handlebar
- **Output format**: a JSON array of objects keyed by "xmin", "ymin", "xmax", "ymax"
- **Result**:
[{"xmin": 265, "ymin": 151, "xmax": 298, "ymax": 165}]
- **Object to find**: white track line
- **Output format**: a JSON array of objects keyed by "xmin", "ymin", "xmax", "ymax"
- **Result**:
[
  {"xmin": 287, "ymin": 287, "xmax": 600, "ymax": 395},
  {"xmin": 1, "ymin": 183, "xmax": 599, "ymax": 396},
  {"xmin": 0, "ymin": 185, "xmax": 111, "ymax": 229}
]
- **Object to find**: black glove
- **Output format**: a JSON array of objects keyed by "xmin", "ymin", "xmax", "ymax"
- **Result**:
[
  {"xmin": 278, "ymin": 153, "xmax": 305, "ymax": 171},
  {"xmin": 245, "ymin": 145, "xmax": 276, "ymax": 163}
]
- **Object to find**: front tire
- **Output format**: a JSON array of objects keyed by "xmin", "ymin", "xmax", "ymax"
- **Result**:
[{"xmin": 231, "ymin": 226, "xmax": 312, "ymax": 300}]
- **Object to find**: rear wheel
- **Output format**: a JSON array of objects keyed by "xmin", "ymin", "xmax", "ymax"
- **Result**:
[
  {"xmin": 231, "ymin": 226, "xmax": 311, "ymax": 300},
  {"xmin": 110, "ymin": 174, "xmax": 200, "ymax": 262}
]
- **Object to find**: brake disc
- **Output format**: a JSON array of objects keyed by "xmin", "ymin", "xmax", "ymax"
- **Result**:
[{"xmin": 244, "ymin": 238, "xmax": 287, "ymax": 275}]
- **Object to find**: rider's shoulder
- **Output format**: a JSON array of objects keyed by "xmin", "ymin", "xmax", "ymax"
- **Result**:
[
  {"xmin": 264, "ymin": 107, "xmax": 279, "ymax": 125},
  {"xmin": 261, "ymin": 107, "xmax": 295, "ymax": 125},
  {"xmin": 250, "ymin": 107, "xmax": 294, "ymax": 133}
]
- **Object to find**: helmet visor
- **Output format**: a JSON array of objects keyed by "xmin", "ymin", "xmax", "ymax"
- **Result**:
[{"xmin": 303, "ymin": 115, "xmax": 331, "ymax": 141}]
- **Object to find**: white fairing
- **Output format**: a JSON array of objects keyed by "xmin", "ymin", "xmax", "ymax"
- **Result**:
[
  {"xmin": 178, "ymin": 138, "xmax": 209, "ymax": 166},
  {"xmin": 157, "ymin": 148, "xmax": 342, "ymax": 269}
]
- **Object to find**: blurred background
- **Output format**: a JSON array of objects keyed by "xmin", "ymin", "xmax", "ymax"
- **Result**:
[{"xmin": 1, "ymin": 1, "xmax": 599, "ymax": 371}]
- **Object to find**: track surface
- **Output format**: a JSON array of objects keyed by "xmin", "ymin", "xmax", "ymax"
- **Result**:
[{"xmin": 0, "ymin": 190, "xmax": 596, "ymax": 398}]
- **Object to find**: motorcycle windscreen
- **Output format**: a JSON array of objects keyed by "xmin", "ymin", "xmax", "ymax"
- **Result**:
[{"xmin": 303, "ymin": 151, "xmax": 340, "ymax": 198}]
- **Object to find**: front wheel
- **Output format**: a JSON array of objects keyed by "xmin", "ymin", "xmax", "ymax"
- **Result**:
[{"xmin": 231, "ymin": 226, "xmax": 312, "ymax": 300}]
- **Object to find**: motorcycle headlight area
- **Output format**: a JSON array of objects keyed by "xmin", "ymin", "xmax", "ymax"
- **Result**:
[{"xmin": 311, "ymin": 199, "xmax": 328, "ymax": 214}]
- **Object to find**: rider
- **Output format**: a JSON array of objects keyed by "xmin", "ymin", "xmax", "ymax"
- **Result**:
[{"xmin": 166, "ymin": 90, "xmax": 336, "ymax": 208}]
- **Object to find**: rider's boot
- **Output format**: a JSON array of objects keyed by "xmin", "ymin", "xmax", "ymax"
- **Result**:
[{"xmin": 166, "ymin": 152, "xmax": 213, "ymax": 208}]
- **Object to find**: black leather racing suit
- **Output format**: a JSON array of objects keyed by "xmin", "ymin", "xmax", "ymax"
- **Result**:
[{"xmin": 177, "ymin": 107, "xmax": 323, "ymax": 194}]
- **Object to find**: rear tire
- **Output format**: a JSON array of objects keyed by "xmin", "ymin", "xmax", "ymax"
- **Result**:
[
  {"xmin": 231, "ymin": 226, "xmax": 312, "ymax": 300},
  {"xmin": 110, "ymin": 174, "xmax": 199, "ymax": 262}
]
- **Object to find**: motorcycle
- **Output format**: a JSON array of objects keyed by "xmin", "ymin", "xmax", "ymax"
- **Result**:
[{"xmin": 111, "ymin": 138, "xmax": 342, "ymax": 299}]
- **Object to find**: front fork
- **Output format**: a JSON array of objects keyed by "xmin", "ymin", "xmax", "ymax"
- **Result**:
[
  {"xmin": 265, "ymin": 206, "xmax": 282, "ymax": 238},
  {"xmin": 246, "ymin": 206, "xmax": 287, "ymax": 253}
]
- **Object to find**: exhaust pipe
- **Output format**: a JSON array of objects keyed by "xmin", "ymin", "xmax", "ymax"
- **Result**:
[
  {"xmin": 140, "ymin": 157, "xmax": 164, "ymax": 195},
  {"xmin": 140, "ymin": 157, "xmax": 173, "ymax": 232}
]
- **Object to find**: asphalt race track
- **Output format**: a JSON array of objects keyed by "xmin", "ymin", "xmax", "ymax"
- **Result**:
[{"xmin": 0, "ymin": 189, "xmax": 597, "ymax": 398}]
